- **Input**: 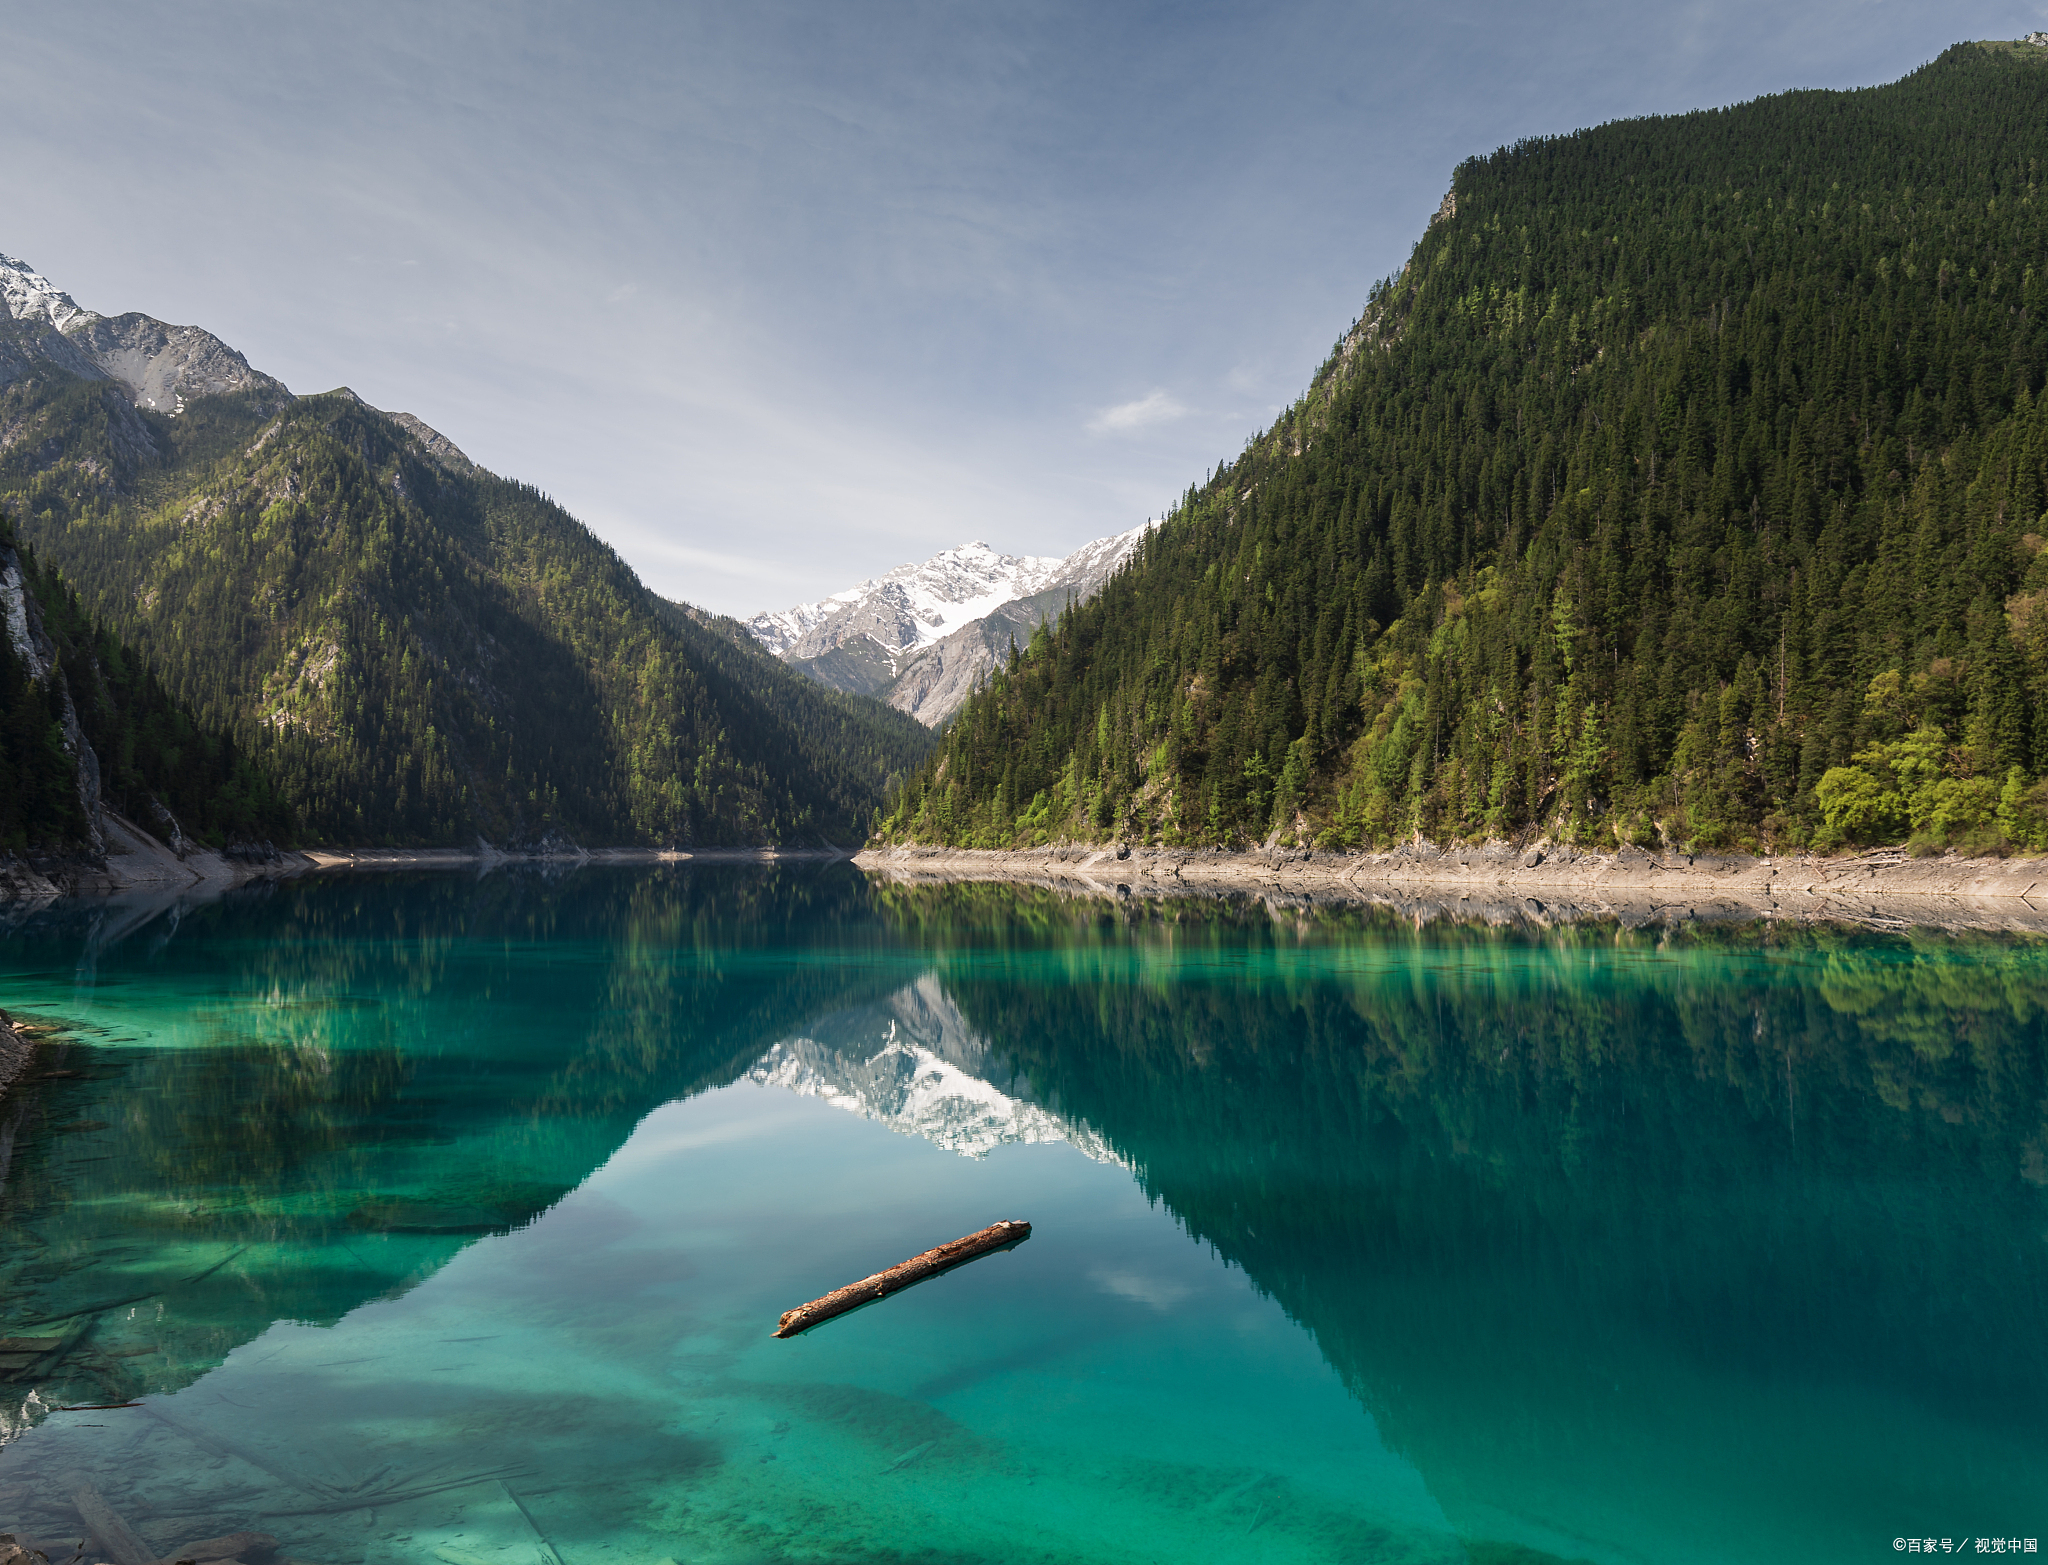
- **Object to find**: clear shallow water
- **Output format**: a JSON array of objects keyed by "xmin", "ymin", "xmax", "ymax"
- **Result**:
[{"xmin": 0, "ymin": 867, "xmax": 2043, "ymax": 1565}]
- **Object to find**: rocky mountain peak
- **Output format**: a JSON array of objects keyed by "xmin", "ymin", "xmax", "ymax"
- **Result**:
[
  {"xmin": 746, "ymin": 539, "xmax": 1067, "ymax": 664},
  {"xmin": 0, "ymin": 252, "xmax": 100, "ymax": 332},
  {"xmin": 743, "ymin": 521, "xmax": 1151, "ymax": 724},
  {"xmin": 387, "ymin": 411, "xmax": 475, "ymax": 471},
  {"xmin": 69, "ymin": 313, "xmax": 285, "ymax": 414},
  {"xmin": 0, "ymin": 249, "xmax": 286, "ymax": 415}
]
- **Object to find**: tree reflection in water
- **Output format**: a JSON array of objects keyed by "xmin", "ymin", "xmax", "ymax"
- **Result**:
[
  {"xmin": 0, "ymin": 866, "xmax": 908, "ymax": 1417},
  {"xmin": 877, "ymin": 883, "xmax": 2048, "ymax": 1548},
  {"xmin": 0, "ymin": 872, "xmax": 2039, "ymax": 1562}
]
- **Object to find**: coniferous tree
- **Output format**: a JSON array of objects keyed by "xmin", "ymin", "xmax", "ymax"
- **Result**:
[
  {"xmin": 881, "ymin": 43, "xmax": 2048, "ymax": 857},
  {"xmin": 0, "ymin": 381, "xmax": 934, "ymax": 847},
  {"xmin": 0, "ymin": 507, "xmax": 294, "ymax": 851}
]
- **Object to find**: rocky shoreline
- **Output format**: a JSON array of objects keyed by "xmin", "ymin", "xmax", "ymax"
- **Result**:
[
  {"xmin": 0, "ymin": 1010, "xmax": 33, "ymax": 1102},
  {"xmin": 854, "ymin": 840, "xmax": 2048, "ymax": 931},
  {"xmin": 14, "ymin": 819, "xmax": 2048, "ymax": 933}
]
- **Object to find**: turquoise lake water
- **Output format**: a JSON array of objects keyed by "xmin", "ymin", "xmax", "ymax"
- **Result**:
[{"xmin": 0, "ymin": 865, "xmax": 2043, "ymax": 1564}]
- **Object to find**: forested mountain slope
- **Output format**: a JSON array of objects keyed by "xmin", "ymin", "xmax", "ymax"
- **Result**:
[
  {"xmin": 2, "ymin": 508, "xmax": 290, "ymax": 854},
  {"xmin": 1, "ymin": 271, "xmax": 933, "ymax": 848},
  {"xmin": 881, "ymin": 41, "xmax": 2048, "ymax": 856}
]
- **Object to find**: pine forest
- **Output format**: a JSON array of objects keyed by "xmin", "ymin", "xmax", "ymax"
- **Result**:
[
  {"xmin": 0, "ymin": 377, "xmax": 933, "ymax": 849},
  {"xmin": 880, "ymin": 42, "xmax": 2048, "ymax": 857},
  {"xmin": 0, "ymin": 507, "xmax": 292, "ymax": 853}
]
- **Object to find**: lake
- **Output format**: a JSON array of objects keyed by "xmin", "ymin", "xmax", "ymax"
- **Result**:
[{"xmin": 0, "ymin": 865, "xmax": 2042, "ymax": 1565}]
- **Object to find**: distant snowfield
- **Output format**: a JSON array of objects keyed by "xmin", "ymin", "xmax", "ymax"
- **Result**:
[
  {"xmin": 745, "ymin": 539, "xmax": 1067, "ymax": 661},
  {"xmin": 743, "ymin": 525, "xmax": 1151, "ymax": 722}
]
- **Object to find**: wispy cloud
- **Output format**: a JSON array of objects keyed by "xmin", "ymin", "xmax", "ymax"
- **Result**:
[
  {"xmin": 616, "ymin": 532, "xmax": 799, "ymax": 584},
  {"xmin": 0, "ymin": 0, "xmax": 1970, "ymax": 617},
  {"xmin": 1088, "ymin": 388, "xmax": 1189, "ymax": 435}
]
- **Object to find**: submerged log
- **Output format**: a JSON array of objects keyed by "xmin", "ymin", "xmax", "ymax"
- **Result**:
[
  {"xmin": 774, "ymin": 1220, "xmax": 1031, "ymax": 1338},
  {"xmin": 160, "ymin": 1531, "xmax": 279, "ymax": 1565},
  {"xmin": 140, "ymin": 1406, "xmax": 343, "ymax": 1499},
  {"xmin": 499, "ymin": 1482, "xmax": 565, "ymax": 1565},
  {"xmin": 256, "ymin": 1465, "xmax": 532, "ymax": 1518},
  {"xmin": 62, "ymin": 1474, "xmax": 155, "ymax": 1565}
]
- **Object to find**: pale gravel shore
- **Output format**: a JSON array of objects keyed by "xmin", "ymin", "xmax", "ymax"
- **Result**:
[
  {"xmin": 0, "ymin": 810, "xmax": 288, "ymax": 903},
  {"xmin": 855, "ymin": 841, "xmax": 2048, "ymax": 932},
  {"xmin": 14, "ymin": 818, "xmax": 2046, "ymax": 934}
]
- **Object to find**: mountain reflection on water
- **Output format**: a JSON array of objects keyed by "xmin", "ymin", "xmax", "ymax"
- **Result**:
[
  {"xmin": 0, "ymin": 866, "xmax": 2041, "ymax": 1564},
  {"xmin": 0, "ymin": 868, "xmax": 910, "ymax": 1410},
  {"xmin": 746, "ymin": 974, "xmax": 1124, "ymax": 1164},
  {"xmin": 875, "ymin": 882, "xmax": 2048, "ymax": 1549}
]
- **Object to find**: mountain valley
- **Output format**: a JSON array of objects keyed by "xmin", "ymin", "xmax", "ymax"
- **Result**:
[
  {"xmin": 0, "ymin": 254, "xmax": 934, "ymax": 855},
  {"xmin": 15, "ymin": 39, "xmax": 2048, "ymax": 871}
]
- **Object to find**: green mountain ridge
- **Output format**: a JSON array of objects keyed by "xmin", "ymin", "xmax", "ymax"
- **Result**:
[
  {"xmin": 880, "ymin": 40, "xmax": 2048, "ymax": 857},
  {"xmin": 0, "ymin": 303, "xmax": 934, "ymax": 848}
]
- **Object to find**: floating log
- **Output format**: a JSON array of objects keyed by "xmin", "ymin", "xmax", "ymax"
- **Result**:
[{"xmin": 773, "ymin": 1220, "xmax": 1031, "ymax": 1338}]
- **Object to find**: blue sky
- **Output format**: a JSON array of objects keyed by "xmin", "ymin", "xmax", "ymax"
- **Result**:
[{"xmin": 4, "ymin": 0, "xmax": 2046, "ymax": 615}]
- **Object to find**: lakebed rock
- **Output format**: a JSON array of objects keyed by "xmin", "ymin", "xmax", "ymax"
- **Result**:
[{"xmin": 0, "ymin": 1010, "xmax": 33, "ymax": 1102}]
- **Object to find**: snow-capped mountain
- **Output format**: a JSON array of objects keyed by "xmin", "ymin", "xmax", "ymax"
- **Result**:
[
  {"xmin": 746, "ymin": 522, "xmax": 1151, "ymax": 725},
  {"xmin": 747, "ymin": 540, "xmax": 1066, "ymax": 663},
  {"xmin": 1, "ymin": 251, "xmax": 287, "ymax": 415},
  {"xmin": 1, "ymin": 253, "xmax": 96, "ymax": 332},
  {"xmin": 746, "ymin": 975, "xmax": 1122, "ymax": 1163}
]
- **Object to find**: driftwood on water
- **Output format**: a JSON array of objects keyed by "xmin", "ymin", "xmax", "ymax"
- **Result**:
[{"xmin": 774, "ymin": 1220, "xmax": 1031, "ymax": 1338}]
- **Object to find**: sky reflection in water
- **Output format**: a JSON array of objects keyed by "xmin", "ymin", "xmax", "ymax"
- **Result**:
[{"xmin": 0, "ymin": 865, "xmax": 2042, "ymax": 1564}]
